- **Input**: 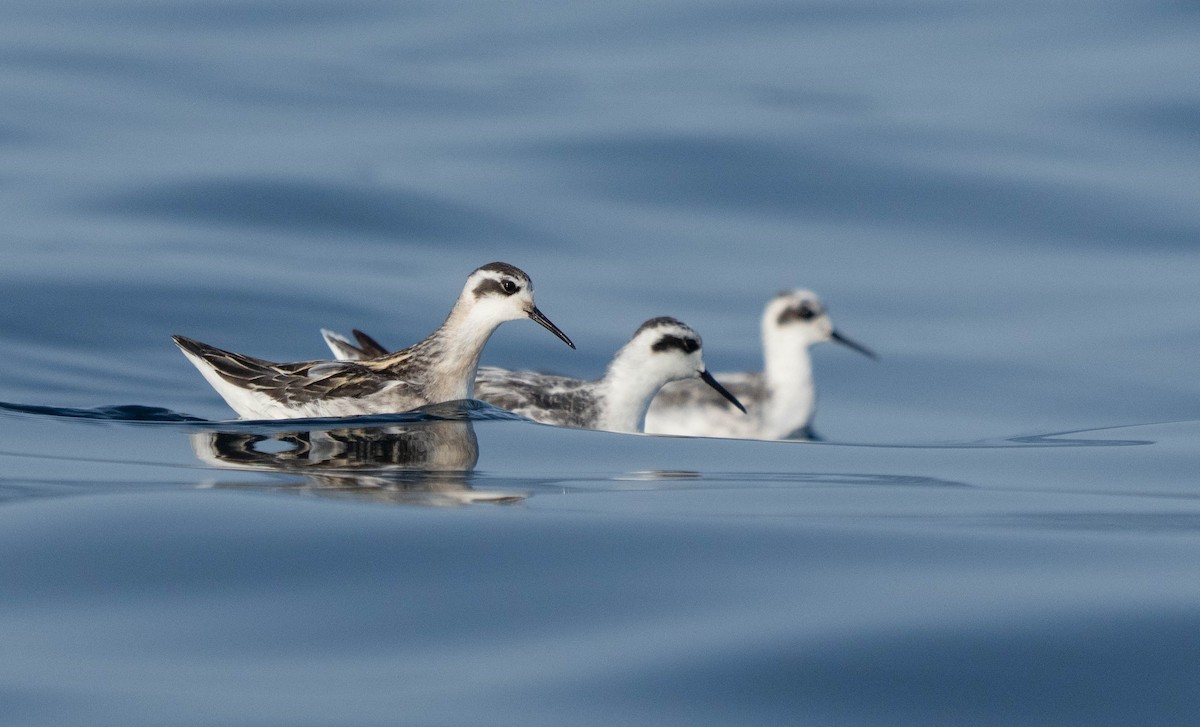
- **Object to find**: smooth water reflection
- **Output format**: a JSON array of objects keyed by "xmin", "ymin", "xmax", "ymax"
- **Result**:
[
  {"xmin": 194, "ymin": 422, "xmax": 480, "ymax": 474},
  {"xmin": 191, "ymin": 410, "xmax": 531, "ymax": 506}
]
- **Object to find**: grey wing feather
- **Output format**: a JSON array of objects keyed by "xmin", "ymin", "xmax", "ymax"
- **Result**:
[
  {"xmin": 474, "ymin": 367, "xmax": 598, "ymax": 427},
  {"xmin": 321, "ymin": 329, "xmax": 365, "ymax": 361},
  {"xmin": 174, "ymin": 335, "xmax": 401, "ymax": 404},
  {"xmin": 352, "ymin": 330, "xmax": 390, "ymax": 357},
  {"xmin": 321, "ymin": 328, "xmax": 391, "ymax": 361}
]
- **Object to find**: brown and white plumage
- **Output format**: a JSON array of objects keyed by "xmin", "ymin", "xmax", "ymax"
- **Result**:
[
  {"xmin": 174, "ymin": 262, "xmax": 574, "ymax": 419},
  {"xmin": 323, "ymin": 317, "xmax": 744, "ymax": 433}
]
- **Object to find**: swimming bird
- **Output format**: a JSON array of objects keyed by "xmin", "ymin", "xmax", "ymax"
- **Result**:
[
  {"xmin": 321, "ymin": 317, "xmax": 745, "ymax": 434},
  {"xmin": 643, "ymin": 289, "xmax": 875, "ymax": 439},
  {"xmin": 173, "ymin": 262, "xmax": 574, "ymax": 419}
]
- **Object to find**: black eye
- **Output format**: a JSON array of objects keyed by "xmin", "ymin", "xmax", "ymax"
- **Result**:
[
  {"xmin": 501, "ymin": 279, "xmax": 518, "ymax": 295},
  {"xmin": 776, "ymin": 303, "xmax": 821, "ymax": 326},
  {"xmin": 652, "ymin": 335, "xmax": 700, "ymax": 354}
]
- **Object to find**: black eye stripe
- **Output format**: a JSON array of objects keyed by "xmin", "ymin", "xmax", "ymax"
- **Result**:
[
  {"xmin": 777, "ymin": 304, "xmax": 821, "ymax": 325},
  {"xmin": 652, "ymin": 335, "xmax": 699, "ymax": 354},
  {"xmin": 473, "ymin": 278, "xmax": 520, "ymax": 298}
]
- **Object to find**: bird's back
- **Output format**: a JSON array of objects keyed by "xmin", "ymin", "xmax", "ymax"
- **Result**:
[
  {"xmin": 172, "ymin": 335, "xmax": 422, "ymax": 419},
  {"xmin": 474, "ymin": 366, "xmax": 600, "ymax": 428}
]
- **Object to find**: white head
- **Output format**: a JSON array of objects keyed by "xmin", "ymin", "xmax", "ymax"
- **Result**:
[
  {"xmin": 762, "ymin": 289, "xmax": 875, "ymax": 358},
  {"xmin": 610, "ymin": 317, "xmax": 745, "ymax": 412},
  {"xmin": 455, "ymin": 262, "xmax": 574, "ymax": 348}
]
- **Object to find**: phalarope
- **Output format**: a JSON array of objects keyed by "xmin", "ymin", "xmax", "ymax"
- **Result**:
[
  {"xmin": 174, "ymin": 262, "xmax": 574, "ymax": 419},
  {"xmin": 322, "ymin": 317, "xmax": 745, "ymax": 433},
  {"xmin": 643, "ymin": 289, "xmax": 875, "ymax": 439}
]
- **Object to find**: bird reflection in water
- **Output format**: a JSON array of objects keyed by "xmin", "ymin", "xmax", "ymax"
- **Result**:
[{"xmin": 192, "ymin": 412, "xmax": 525, "ymax": 506}]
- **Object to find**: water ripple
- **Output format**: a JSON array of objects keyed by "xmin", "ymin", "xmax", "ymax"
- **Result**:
[
  {"xmin": 539, "ymin": 134, "xmax": 1197, "ymax": 248},
  {"xmin": 82, "ymin": 177, "xmax": 543, "ymax": 243}
]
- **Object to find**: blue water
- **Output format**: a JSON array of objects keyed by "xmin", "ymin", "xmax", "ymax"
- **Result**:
[{"xmin": 2, "ymin": 0, "xmax": 1199, "ymax": 724}]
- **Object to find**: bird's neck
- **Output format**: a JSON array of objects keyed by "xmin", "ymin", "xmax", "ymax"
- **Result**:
[
  {"xmin": 762, "ymin": 337, "xmax": 816, "ymax": 436},
  {"xmin": 383, "ymin": 299, "xmax": 500, "ymax": 402},
  {"xmin": 597, "ymin": 356, "xmax": 670, "ymax": 433}
]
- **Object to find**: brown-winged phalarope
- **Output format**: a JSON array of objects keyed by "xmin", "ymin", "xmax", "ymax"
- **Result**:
[{"xmin": 174, "ymin": 262, "xmax": 574, "ymax": 419}]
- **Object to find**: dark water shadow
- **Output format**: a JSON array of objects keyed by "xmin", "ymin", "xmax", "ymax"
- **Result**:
[
  {"xmin": 193, "ymin": 423, "xmax": 480, "ymax": 474},
  {"xmin": 192, "ymin": 420, "xmax": 525, "ymax": 507},
  {"xmin": 0, "ymin": 402, "xmax": 208, "ymax": 423}
]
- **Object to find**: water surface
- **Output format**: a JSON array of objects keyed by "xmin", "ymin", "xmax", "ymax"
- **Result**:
[{"xmin": 1, "ymin": 0, "xmax": 1199, "ymax": 724}]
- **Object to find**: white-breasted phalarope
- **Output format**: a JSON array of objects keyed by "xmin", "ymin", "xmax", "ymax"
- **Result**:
[
  {"xmin": 643, "ymin": 289, "xmax": 875, "ymax": 439},
  {"xmin": 321, "ymin": 317, "xmax": 745, "ymax": 433},
  {"xmin": 174, "ymin": 262, "xmax": 574, "ymax": 419}
]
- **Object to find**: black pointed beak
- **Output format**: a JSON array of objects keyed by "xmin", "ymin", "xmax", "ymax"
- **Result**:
[
  {"xmin": 830, "ymin": 329, "xmax": 877, "ymax": 360},
  {"xmin": 528, "ymin": 306, "xmax": 575, "ymax": 349},
  {"xmin": 699, "ymin": 369, "xmax": 746, "ymax": 413}
]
